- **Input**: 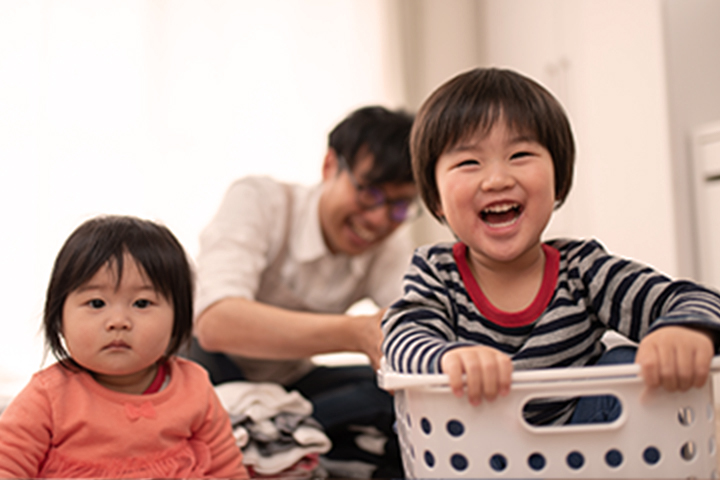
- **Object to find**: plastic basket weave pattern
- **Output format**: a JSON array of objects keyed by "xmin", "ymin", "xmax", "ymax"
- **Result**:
[{"xmin": 378, "ymin": 359, "xmax": 720, "ymax": 479}]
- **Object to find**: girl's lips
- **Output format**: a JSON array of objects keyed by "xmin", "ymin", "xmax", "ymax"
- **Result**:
[{"xmin": 103, "ymin": 340, "xmax": 130, "ymax": 350}]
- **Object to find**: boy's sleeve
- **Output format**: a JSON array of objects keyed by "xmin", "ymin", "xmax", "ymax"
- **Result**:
[
  {"xmin": 0, "ymin": 377, "xmax": 52, "ymax": 478},
  {"xmin": 382, "ymin": 246, "xmax": 476, "ymax": 374},
  {"xmin": 195, "ymin": 382, "xmax": 249, "ymax": 479},
  {"xmin": 577, "ymin": 240, "xmax": 720, "ymax": 343},
  {"xmin": 644, "ymin": 282, "xmax": 720, "ymax": 344}
]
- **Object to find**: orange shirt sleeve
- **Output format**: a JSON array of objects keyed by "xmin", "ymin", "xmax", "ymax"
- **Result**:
[
  {"xmin": 0, "ymin": 375, "xmax": 53, "ymax": 478},
  {"xmin": 193, "ymin": 383, "xmax": 248, "ymax": 479}
]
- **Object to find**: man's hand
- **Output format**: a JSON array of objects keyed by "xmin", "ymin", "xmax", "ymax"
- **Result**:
[
  {"xmin": 353, "ymin": 308, "xmax": 386, "ymax": 371},
  {"xmin": 440, "ymin": 346, "xmax": 513, "ymax": 405},
  {"xmin": 636, "ymin": 325, "xmax": 714, "ymax": 391}
]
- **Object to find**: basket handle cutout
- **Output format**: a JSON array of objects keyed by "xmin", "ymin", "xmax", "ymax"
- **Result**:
[{"xmin": 519, "ymin": 392, "xmax": 625, "ymax": 432}]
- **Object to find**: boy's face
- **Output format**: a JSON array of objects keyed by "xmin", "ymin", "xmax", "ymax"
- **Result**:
[
  {"xmin": 434, "ymin": 121, "xmax": 555, "ymax": 270},
  {"xmin": 318, "ymin": 149, "xmax": 417, "ymax": 256}
]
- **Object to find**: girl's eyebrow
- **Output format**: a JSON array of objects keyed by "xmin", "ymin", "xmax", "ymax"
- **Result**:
[
  {"xmin": 73, "ymin": 283, "xmax": 156, "ymax": 293},
  {"xmin": 73, "ymin": 283, "xmax": 103, "ymax": 293}
]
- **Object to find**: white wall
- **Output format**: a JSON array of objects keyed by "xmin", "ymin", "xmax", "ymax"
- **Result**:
[
  {"xmin": 662, "ymin": 0, "xmax": 720, "ymax": 282},
  {"xmin": 402, "ymin": 0, "xmax": 678, "ymax": 278},
  {"xmin": 0, "ymin": 0, "xmax": 406, "ymax": 393}
]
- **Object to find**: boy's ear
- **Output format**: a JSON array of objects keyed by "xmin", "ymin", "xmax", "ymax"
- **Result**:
[
  {"xmin": 322, "ymin": 148, "xmax": 339, "ymax": 181},
  {"xmin": 434, "ymin": 202, "xmax": 444, "ymax": 220}
]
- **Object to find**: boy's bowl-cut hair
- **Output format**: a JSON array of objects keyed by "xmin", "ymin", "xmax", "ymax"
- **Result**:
[
  {"xmin": 44, "ymin": 215, "xmax": 194, "ymax": 369},
  {"xmin": 410, "ymin": 67, "xmax": 575, "ymax": 221}
]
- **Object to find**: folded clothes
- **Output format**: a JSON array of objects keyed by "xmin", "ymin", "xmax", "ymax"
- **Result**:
[{"xmin": 216, "ymin": 382, "xmax": 331, "ymax": 476}]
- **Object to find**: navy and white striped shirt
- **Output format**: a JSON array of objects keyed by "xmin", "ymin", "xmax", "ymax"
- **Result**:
[{"xmin": 382, "ymin": 239, "xmax": 720, "ymax": 423}]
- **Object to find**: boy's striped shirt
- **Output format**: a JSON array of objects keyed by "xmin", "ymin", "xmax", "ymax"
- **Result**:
[{"xmin": 382, "ymin": 238, "xmax": 720, "ymax": 424}]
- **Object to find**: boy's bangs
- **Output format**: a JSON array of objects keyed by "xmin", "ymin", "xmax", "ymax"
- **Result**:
[{"xmin": 443, "ymin": 102, "xmax": 539, "ymax": 154}]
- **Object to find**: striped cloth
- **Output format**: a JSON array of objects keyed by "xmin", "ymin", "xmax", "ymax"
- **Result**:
[{"xmin": 382, "ymin": 238, "xmax": 720, "ymax": 424}]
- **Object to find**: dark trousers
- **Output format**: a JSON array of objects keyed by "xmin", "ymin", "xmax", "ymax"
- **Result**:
[
  {"xmin": 185, "ymin": 338, "xmax": 403, "ymax": 478},
  {"xmin": 568, "ymin": 345, "xmax": 638, "ymax": 424}
]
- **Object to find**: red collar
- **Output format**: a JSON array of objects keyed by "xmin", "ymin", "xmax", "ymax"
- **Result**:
[
  {"xmin": 143, "ymin": 361, "xmax": 168, "ymax": 394},
  {"xmin": 453, "ymin": 243, "xmax": 559, "ymax": 327}
]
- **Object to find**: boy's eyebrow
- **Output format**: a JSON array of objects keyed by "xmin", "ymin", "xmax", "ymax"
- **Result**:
[
  {"xmin": 509, "ymin": 133, "xmax": 538, "ymax": 144},
  {"xmin": 446, "ymin": 133, "xmax": 538, "ymax": 154}
]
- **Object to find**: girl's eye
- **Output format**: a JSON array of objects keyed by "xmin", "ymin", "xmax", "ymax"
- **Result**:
[
  {"xmin": 89, "ymin": 299, "xmax": 105, "ymax": 309},
  {"xmin": 134, "ymin": 299, "xmax": 151, "ymax": 308}
]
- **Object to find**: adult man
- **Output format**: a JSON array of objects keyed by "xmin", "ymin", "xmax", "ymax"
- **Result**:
[{"xmin": 189, "ymin": 106, "xmax": 417, "ymax": 478}]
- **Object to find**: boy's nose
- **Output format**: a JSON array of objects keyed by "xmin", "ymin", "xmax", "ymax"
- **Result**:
[{"xmin": 480, "ymin": 161, "xmax": 514, "ymax": 191}]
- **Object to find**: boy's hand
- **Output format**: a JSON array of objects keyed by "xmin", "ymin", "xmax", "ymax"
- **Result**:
[
  {"xmin": 440, "ymin": 346, "xmax": 512, "ymax": 405},
  {"xmin": 636, "ymin": 326, "xmax": 714, "ymax": 391}
]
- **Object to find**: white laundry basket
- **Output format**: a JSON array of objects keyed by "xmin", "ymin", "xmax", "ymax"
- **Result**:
[{"xmin": 378, "ymin": 358, "xmax": 720, "ymax": 479}]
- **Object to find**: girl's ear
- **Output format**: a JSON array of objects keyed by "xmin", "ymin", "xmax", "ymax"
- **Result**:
[{"xmin": 322, "ymin": 148, "xmax": 339, "ymax": 181}]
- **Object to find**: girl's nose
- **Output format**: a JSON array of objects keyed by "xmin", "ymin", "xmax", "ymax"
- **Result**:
[{"xmin": 106, "ymin": 310, "xmax": 132, "ymax": 331}]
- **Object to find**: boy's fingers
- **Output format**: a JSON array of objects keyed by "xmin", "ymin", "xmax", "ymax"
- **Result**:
[
  {"xmin": 497, "ymin": 355, "xmax": 513, "ymax": 396},
  {"xmin": 675, "ymin": 349, "xmax": 694, "ymax": 391},
  {"xmin": 636, "ymin": 345, "xmax": 661, "ymax": 388},
  {"xmin": 693, "ymin": 348, "xmax": 712, "ymax": 388},
  {"xmin": 442, "ymin": 355, "xmax": 465, "ymax": 398},
  {"xmin": 657, "ymin": 347, "xmax": 679, "ymax": 392},
  {"xmin": 480, "ymin": 356, "xmax": 499, "ymax": 401},
  {"xmin": 463, "ymin": 354, "xmax": 484, "ymax": 405}
]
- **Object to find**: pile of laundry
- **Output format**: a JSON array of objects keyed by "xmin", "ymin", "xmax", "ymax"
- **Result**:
[{"xmin": 215, "ymin": 382, "xmax": 331, "ymax": 479}]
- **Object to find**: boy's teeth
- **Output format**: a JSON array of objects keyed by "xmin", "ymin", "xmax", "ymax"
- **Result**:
[
  {"xmin": 482, "ymin": 203, "xmax": 519, "ymax": 214},
  {"xmin": 481, "ymin": 202, "xmax": 522, "ymax": 226}
]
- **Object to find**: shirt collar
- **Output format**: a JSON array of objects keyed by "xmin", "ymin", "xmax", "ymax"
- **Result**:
[{"xmin": 292, "ymin": 183, "xmax": 327, "ymax": 263}]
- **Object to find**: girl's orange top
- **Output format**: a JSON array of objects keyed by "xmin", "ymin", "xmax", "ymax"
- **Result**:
[{"xmin": 0, "ymin": 356, "xmax": 248, "ymax": 479}]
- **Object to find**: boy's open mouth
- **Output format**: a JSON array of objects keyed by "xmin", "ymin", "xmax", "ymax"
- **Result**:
[{"xmin": 480, "ymin": 202, "xmax": 522, "ymax": 227}]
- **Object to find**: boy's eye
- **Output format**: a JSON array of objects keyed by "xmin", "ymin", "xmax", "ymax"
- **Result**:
[
  {"xmin": 89, "ymin": 299, "xmax": 105, "ymax": 309},
  {"xmin": 510, "ymin": 151, "xmax": 533, "ymax": 159},
  {"xmin": 134, "ymin": 299, "xmax": 151, "ymax": 308},
  {"xmin": 457, "ymin": 159, "xmax": 479, "ymax": 167}
]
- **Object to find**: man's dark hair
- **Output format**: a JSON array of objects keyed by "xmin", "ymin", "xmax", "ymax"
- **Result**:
[{"xmin": 329, "ymin": 106, "xmax": 414, "ymax": 185}]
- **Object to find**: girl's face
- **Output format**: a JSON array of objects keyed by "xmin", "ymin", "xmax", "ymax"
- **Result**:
[
  {"xmin": 62, "ymin": 253, "xmax": 174, "ymax": 392},
  {"xmin": 434, "ymin": 121, "xmax": 556, "ymax": 271}
]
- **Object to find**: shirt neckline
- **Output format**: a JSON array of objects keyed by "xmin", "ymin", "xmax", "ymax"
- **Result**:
[
  {"xmin": 143, "ymin": 361, "xmax": 168, "ymax": 395},
  {"xmin": 453, "ymin": 242, "xmax": 560, "ymax": 327}
]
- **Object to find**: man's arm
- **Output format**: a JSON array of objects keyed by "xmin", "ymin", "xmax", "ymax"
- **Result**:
[{"xmin": 194, "ymin": 297, "xmax": 385, "ymax": 369}]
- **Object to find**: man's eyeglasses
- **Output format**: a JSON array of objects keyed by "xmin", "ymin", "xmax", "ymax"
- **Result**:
[{"xmin": 338, "ymin": 155, "xmax": 420, "ymax": 223}]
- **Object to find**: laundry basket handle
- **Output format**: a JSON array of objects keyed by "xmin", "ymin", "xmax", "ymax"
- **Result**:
[{"xmin": 377, "ymin": 356, "xmax": 720, "ymax": 391}]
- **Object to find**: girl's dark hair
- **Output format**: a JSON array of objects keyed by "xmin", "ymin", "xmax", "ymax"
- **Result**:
[
  {"xmin": 411, "ymin": 68, "xmax": 575, "ymax": 220},
  {"xmin": 44, "ymin": 215, "xmax": 194, "ymax": 368}
]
